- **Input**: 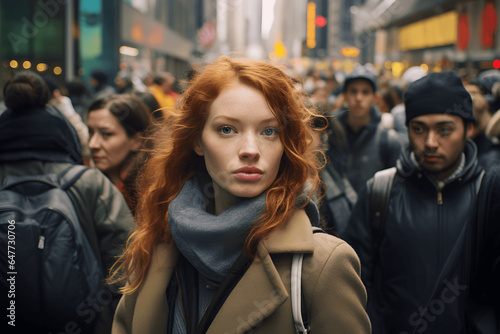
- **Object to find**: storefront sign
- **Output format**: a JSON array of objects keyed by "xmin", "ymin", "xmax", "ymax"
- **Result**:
[
  {"xmin": 400, "ymin": 11, "xmax": 457, "ymax": 51},
  {"xmin": 481, "ymin": 1, "xmax": 497, "ymax": 48}
]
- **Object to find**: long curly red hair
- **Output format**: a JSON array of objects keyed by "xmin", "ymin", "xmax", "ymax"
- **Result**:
[{"xmin": 110, "ymin": 56, "xmax": 322, "ymax": 294}]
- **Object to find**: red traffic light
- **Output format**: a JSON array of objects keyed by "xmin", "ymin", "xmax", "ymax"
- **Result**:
[{"xmin": 316, "ymin": 15, "xmax": 327, "ymax": 28}]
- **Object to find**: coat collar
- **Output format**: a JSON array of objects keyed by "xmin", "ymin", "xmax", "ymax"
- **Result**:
[
  {"xmin": 207, "ymin": 209, "xmax": 314, "ymax": 333},
  {"xmin": 131, "ymin": 209, "xmax": 314, "ymax": 334},
  {"xmin": 261, "ymin": 209, "xmax": 315, "ymax": 254}
]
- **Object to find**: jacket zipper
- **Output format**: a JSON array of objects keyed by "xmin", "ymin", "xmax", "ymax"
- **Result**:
[
  {"xmin": 38, "ymin": 224, "xmax": 46, "ymax": 320},
  {"xmin": 436, "ymin": 181, "xmax": 444, "ymax": 205},
  {"xmin": 38, "ymin": 227, "xmax": 46, "ymax": 249}
]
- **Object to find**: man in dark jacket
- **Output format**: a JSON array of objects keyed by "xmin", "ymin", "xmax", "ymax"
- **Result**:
[
  {"xmin": 327, "ymin": 65, "xmax": 402, "ymax": 193},
  {"xmin": 343, "ymin": 71, "xmax": 500, "ymax": 333}
]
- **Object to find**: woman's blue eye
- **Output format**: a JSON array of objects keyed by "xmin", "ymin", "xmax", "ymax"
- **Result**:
[
  {"xmin": 263, "ymin": 128, "xmax": 278, "ymax": 136},
  {"xmin": 220, "ymin": 126, "xmax": 233, "ymax": 134}
]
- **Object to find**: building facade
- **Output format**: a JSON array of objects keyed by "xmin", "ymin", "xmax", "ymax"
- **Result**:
[
  {"xmin": 351, "ymin": 0, "xmax": 500, "ymax": 76},
  {"xmin": 1, "ymin": 0, "xmax": 205, "ymax": 97}
]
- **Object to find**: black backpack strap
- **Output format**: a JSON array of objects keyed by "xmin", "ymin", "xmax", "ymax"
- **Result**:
[
  {"xmin": 369, "ymin": 167, "xmax": 397, "ymax": 238},
  {"xmin": 58, "ymin": 165, "xmax": 89, "ymax": 190},
  {"xmin": 378, "ymin": 125, "xmax": 391, "ymax": 167},
  {"xmin": 195, "ymin": 252, "xmax": 252, "ymax": 334}
]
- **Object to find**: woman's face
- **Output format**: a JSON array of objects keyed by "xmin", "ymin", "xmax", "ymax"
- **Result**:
[
  {"xmin": 87, "ymin": 108, "xmax": 140, "ymax": 177},
  {"xmin": 195, "ymin": 82, "xmax": 284, "ymax": 202}
]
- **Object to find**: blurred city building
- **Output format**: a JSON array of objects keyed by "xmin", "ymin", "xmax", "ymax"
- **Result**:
[
  {"xmin": 351, "ymin": 0, "xmax": 500, "ymax": 76},
  {"xmin": 2, "ymin": 0, "xmax": 499, "ymax": 97},
  {"xmin": 1, "ymin": 0, "xmax": 205, "ymax": 94}
]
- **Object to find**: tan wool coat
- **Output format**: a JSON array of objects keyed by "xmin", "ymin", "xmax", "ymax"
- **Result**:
[{"xmin": 112, "ymin": 210, "xmax": 371, "ymax": 334}]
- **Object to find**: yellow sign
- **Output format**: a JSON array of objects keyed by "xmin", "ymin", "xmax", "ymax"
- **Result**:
[
  {"xmin": 340, "ymin": 47, "xmax": 360, "ymax": 57},
  {"xmin": 307, "ymin": 2, "xmax": 316, "ymax": 49},
  {"xmin": 274, "ymin": 41, "xmax": 287, "ymax": 58},
  {"xmin": 400, "ymin": 11, "xmax": 458, "ymax": 51}
]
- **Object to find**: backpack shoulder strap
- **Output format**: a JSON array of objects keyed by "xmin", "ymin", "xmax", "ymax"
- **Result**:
[
  {"xmin": 292, "ymin": 253, "xmax": 307, "ymax": 334},
  {"xmin": 57, "ymin": 165, "xmax": 88, "ymax": 190},
  {"xmin": 369, "ymin": 167, "xmax": 397, "ymax": 234},
  {"xmin": 377, "ymin": 124, "xmax": 390, "ymax": 167},
  {"xmin": 291, "ymin": 228, "xmax": 326, "ymax": 334}
]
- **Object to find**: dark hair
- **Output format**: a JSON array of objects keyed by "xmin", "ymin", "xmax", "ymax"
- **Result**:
[
  {"xmin": 3, "ymin": 71, "xmax": 51, "ymax": 111},
  {"xmin": 87, "ymin": 94, "xmax": 151, "ymax": 137},
  {"xmin": 91, "ymin": 69, "xmax": 109, "ymax": 85},
  {"xmin": 65, "ymin": 79, "xmax": 89, "ymax": 97},
  {"xmin": 133, "ymin": 91, "xmax": 162, "ymax": 120},
  {"xmin": 378, "ymin": 88, "xmax": 396, "ymax": 111},
  {"xmin": 42, "ymin": 75, "xmax": 59, "ymax": 95},
  {"xmin": 153, "ymin": 72, "xmax": 175, "ymax": 86}
]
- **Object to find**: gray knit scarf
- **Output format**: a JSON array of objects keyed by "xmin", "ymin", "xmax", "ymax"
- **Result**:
[
  {"xmin": 168, "ymin": 175, "xmax": 266, "ymax": 284},
  {"xmin": 168, "ymin": 174, "xmax": 320, "ymax": 333}
]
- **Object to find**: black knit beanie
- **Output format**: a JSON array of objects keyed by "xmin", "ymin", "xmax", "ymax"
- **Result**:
[{"xmin": 404, "ymin": 71, "xmax": 475, "ymax": 125}]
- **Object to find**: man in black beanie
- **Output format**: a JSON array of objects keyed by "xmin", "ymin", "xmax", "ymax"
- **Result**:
[{"xmin": 343, "ymin": 71, "xmax": 500, "ymax": 333}]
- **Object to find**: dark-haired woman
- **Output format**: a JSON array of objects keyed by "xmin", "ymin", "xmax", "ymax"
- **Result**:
[{"xmin": 87, "ymin": 94, "xmax": 152, "ymax": 213}]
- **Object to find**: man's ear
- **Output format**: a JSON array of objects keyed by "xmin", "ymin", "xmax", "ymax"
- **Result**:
[
  {"xmin": 466, "ymin": 121, "xmax": 475, "ymax": 139},
  {"xmin": 193, "ymin": 138, "xmax": 204, "ymax": 156}
]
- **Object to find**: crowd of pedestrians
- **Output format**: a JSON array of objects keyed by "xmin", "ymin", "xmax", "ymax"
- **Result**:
[{"xmin": 1, "ymin": 57, "xmax": 500, "ymax": 333}]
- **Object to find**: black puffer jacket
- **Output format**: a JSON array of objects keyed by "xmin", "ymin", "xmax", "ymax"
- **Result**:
[{"xmin": 343, "ymin": 140, "xmax": 489, "ymax": 334}]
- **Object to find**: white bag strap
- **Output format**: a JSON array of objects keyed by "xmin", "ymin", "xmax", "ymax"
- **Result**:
[{"xmin": 291, "ymin": 253, "xmax": 308, "ymax": 334}]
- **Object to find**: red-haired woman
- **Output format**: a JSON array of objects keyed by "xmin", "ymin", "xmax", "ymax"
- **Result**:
[{"xmin": 110, "ymin": 57, "xmax": 371, "ymax": 334}]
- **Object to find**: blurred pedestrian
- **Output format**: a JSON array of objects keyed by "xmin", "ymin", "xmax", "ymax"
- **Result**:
[
  {"xmin": 375, "ymin": 87, "xmax": 395, "ymax": 114},
  {"xmin": 308, "ymin": 101, "xmax": 357, "ymax": 236},
  {"xmin": 465, "ymin": 84, "xmax": 500, "ymax": 169},
  {"xmin": 90, "ymin": 69, "xmax": 116, "ymax": 101},
  {"xmin": 327, "ymin": 65, "xmax": 402, "ymax": 193},
  {"xmin": 133, "ymin": 90, "xmax": 163, "ymax": 121},
  {"xmin": 109, "ymin": 56, "xmax": 371, "ymax": 334},
  {"xmin": 43, "ymin": 75, "xmax": 92, "ymax": 166},
  {"xmin": 476, "ymin": 69, "xmax": 500, "ymax": 114},
  {"xmin": 87, "ymin": 94, "xmax": 152, "ymax": 213},
  {"xmin": 344, "ymin": 71, "xmax": 500, "ymax": 333},
  {"xmin": 486, "ymin": 109, "xmax": 500, "ymax": 142},
  {"xmin": 149, "ymin": 72, "xmax": 179, "ymax": 113},
  {"xmin": 65, "ymin": 78, "xmax": 91, "ymax": 117},
  {"xmin": 115, "ymin": 72, "xmax": 134, "ymax": 94},
  {"xmin": 0, "ymin": 71, "xmax": 134, "ymax": 334}
]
